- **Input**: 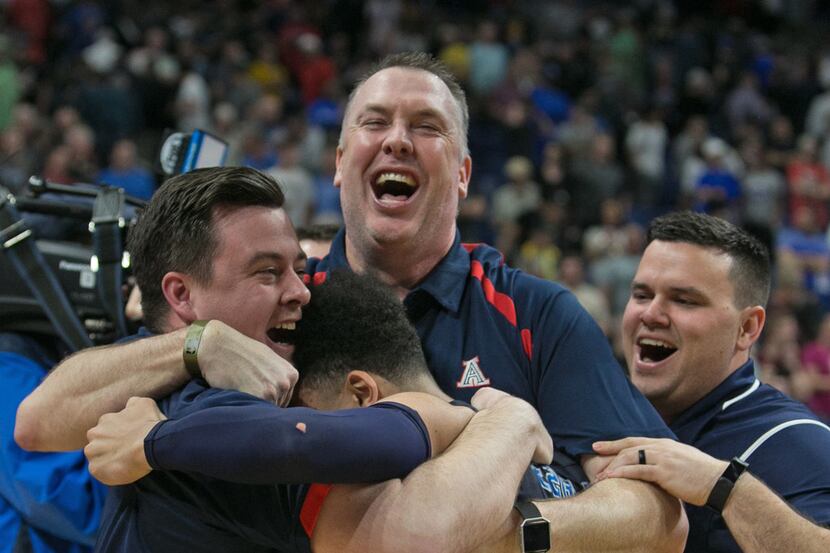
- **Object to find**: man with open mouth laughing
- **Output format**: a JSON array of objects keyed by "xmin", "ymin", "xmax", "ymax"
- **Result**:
[
  {"xmin": 595, "ymin": 211, "xmax": 830, "ymax": 553},
  {"xmin": 19, "ymin": 54, "xmax": 686, "ymax": 552}
]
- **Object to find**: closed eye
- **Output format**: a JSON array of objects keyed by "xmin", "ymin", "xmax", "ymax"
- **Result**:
[{"xmin": 363, "ymin": 119, "xmax": 387, "ymax": 129}]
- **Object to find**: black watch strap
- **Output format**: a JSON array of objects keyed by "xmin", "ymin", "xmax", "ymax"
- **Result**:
[
  {"xmin": 514, "ymin": 500, "xmax": 551, "ymax": 553},
  {"xmin": 705, "ymin": 457, "xmax": 749, "ymax": 513},
  {"xmin": 514, "ymin": 500, "xmax": 543, "ymax": 521}
]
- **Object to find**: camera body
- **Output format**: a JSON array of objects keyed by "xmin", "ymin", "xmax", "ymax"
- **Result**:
[{"xmin": 0, "ymin": 130, "xmax": 228, "ymax": 350}]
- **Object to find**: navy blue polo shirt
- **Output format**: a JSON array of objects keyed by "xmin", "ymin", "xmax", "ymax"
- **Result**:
[
  {"xmin": 95, "ymin": 382, "xmax": 310, "ymax": 553},
  {"xmin": 671, "ymin": 360, "xmax": 830, "ymax": 552},
  {"xmin": 307, "ymin": 230, "xmax": 672, "ymax": 461}
]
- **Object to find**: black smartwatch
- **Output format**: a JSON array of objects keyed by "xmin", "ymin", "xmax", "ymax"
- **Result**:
[
  {"xmin": 705, "ymin": 457, "xmax": 749, "ymax": 513},
  {"xmin": 514, "ymin": 500, "xmax": 551, "ymax": 553}
]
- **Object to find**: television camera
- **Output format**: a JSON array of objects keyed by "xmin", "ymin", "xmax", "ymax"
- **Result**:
[{"xmin": 0, "ymin": 130, "xmax": 228, "ymax": 352}]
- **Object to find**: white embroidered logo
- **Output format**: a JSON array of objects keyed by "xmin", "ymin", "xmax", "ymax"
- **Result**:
[{"xmin": 457, "ymin": 356, "xmax": 491, "ymax": 388}]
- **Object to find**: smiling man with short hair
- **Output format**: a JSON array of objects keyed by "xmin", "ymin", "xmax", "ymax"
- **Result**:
[{"xmin": 596, "ymin": 211, "xmax": 830, "ymax": 553}]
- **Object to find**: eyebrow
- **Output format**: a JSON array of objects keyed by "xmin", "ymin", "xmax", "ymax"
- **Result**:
[
  {"xmin": 359, "ymin": 104, "xmax": 391, "ymax": 117},
  {"xmin": 247, "ymin": 250, "xmax": 307, "ymax": 268},
  {"xmin": 631, "ymin": 281, "xmax": 707, "ymax": 298},
  {"xmin": 359, "ymin": 104, "xmax": 449, "ymax": 123}
]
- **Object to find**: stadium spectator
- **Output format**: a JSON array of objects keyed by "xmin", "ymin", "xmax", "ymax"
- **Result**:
[
  {"xmin": 96, "ymin": 138, "xmax": 155, "ymax": 200},
  {"xmin": 787, "ymin": 134, "xmax": 830, "ymax": 231},
  {"xmin": 801, "ymin": 312, "xmax": 830, "ymax": 423}
]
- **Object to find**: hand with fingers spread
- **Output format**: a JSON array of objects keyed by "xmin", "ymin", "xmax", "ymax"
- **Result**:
[
  {"xmin": 84, "ymin": 397, "xmax": 166, "ymax": 485},
  {"xmin": 593, "ymin": 437, "xmax": 729, "ymax": 506}
]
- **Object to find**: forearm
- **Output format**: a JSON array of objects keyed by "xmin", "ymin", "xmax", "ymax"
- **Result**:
[
  {"xmin": 526, "ymin": 478, "xmax": 687, "ymax": 553},
  {"xmin": 360, "ymin": 404, "xmax": 542, "ymax": 553},
  {"xmin": 16, "ymin": 330, "xmax": 188, "ymax": 451},
  {"xmin": 146, "ymin": 401, "xmax": 431, "ymax": 484},
  {"xmin": 724, "ymin": 474, "xmax": 830, "ymax": 553},
  {"xmin": 563, "ymin": 478, "xmax": 686, "ymax": 552}
]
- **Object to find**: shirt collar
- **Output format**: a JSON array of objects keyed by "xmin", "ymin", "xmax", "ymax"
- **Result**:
[
  {"xmin": 324, "ymin": 228, "xmax": 350, "ymax": 270},
  {"xmin": 408, "ymin": 230, "xmax": 469, "ymax": 314},
  {"xmin": 670, "ymin": 359, "xmax": 758, "ymax": 441},
  {"xmin": 324, "ymin": 228, "xmax": 469, "ymax": 314}
]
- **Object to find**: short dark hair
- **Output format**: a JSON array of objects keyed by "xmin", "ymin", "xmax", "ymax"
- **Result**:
[
  {"xmin": 292, "ymin": 270, "xmax": 430, "ymax": 393},
  {"xmin": 128, "ymin": 167, "xmax": 284, "ymax": 332},
  {"xmin": 647, "ymin": 211, "xmax": 771, "ymax": 308},
  {"xmin": 342, "ymin": 52, "xmax": 469, "ymax": 157}
]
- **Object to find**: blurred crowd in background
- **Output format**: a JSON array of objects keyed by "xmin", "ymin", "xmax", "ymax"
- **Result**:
[{"xmin": 3, "ymin": 0, "xmax": 830, "ymax": 422}]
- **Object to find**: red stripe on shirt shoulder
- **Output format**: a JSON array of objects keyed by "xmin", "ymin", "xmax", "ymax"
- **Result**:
[
  {"xmin": 470, "ymin": 260, "xmax": 517, "ymax": 326},
  {"xmin": 521, "ymin": 328, "xmax": 533, "ymax": 360},
  {"xmin": 300, "ymin": 483, "xmax": 334, "ymax": 538}
]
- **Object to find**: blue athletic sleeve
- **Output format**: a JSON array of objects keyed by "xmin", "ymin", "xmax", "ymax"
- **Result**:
[
  {"xmin": 0, "ymin": 352, "xmax": 107, "ymax": 547},
  {"xmin": 145, "ymin": 385, "xmax": 431, "ymax": 484}
]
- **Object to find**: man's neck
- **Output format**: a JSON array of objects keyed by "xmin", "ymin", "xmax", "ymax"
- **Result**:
[
  {"xmin": 344, "ymin": 231, "xmax": 456, "ymax": 299},
  {"xmin": 382, "ymin": 373, "xmax": 453, "ymax": 403}
]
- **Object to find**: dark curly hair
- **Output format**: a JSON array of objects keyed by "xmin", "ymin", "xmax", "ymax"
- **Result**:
[{"xmin": 292, "ymin": 270, "xmax": 430, "ymax": 394}]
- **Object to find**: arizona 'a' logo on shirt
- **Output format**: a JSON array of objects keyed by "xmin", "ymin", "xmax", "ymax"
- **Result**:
[{"xmin": 457, "ymin": 356, "xmax": 491, "ymax": 388}]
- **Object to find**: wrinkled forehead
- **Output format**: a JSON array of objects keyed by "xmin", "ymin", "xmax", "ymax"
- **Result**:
[{"xmin": 346, "ymin": 67, "xmax": 463, "ymax": 130}]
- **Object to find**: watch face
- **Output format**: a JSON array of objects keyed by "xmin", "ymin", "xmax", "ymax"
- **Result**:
[{"xmin": 522, "ymin": 519, "xmax": 551, "ymax": 553}]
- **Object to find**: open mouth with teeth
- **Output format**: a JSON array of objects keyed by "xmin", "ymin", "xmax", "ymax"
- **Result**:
[
  {"xmin": 372, "ymin": 172, "xmax": 418, "ymax": 202},
  {"xmin": 267, "ymin": 322, "xmax": 297, "ymax": 345},
  {"xmin": 638, "ymin": 338, "xmax": 677, "ymax": 363}
]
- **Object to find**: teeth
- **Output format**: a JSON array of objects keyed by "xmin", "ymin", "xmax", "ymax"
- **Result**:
[
  {"xmin": 377, "ymin": 172, "xmax": 416, "ymax": 187},
  {"xmin": 639, "ymin": 338, "xmax": 673, "ymax": 348},
  {"xmin": 275, "ymin": 322, "xmax": 296, "ymax": 330}
]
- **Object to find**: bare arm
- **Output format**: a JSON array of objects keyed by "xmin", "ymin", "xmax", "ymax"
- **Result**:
[
  {"xmin": 16, "ymin": 320, "xmax": 298, "ymax": 451},
  {"xmin": 16, "ymin": 330, "xmax": 188, "ymax": 451},
  {"xmin": 479, "ymin": 451, "xmax": 687, "ymax": 553},
  {"xmin": 480, "ymin": 476, "xmax": 687, "ymax": 553},
  {"xmin": 723, "ymin": 472, "xmax": 830, "ymax": 553},
  {"xmin": 595, "ymin": 437, "xmax": 830, "ymax": 553},
  {"xmin": 312, "ymin": 388, "xmax": 553, "ymax": 553}
]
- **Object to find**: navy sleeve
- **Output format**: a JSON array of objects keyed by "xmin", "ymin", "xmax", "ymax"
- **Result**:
[
  {"xmin": 527, "ymin": 281, "xmax": 674, "ymax": 457},
  {"xmin": 145, "ymin": 393, "xmax": 431, "ymax": 484},
  {"xmin": 749, "ymin": 423, "xmax": 830, "ymax": 526}
]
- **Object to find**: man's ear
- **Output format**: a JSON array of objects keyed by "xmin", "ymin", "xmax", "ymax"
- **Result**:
[
  {"xmin": 737, "ymin": 305, "xmax": 766, "ymax": 352},
  {"xmin": 345, "ymin": 370, "xmax": 380, "ymax": 407},
  {"xmin": 333, "ymin": 146, "xmax": 344, "ymax": 189},
  {"xmin": 457, "ymin": 155, "xmax": 472, "ymax": 199},
  {"xmin": 161, "ymin": 271, "xmax": 198, "ymax": 323}
]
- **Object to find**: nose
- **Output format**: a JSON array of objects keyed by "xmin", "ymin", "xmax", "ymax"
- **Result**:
[
  {"xmin": 382, "ymin": 121, "xmax": 413, "ymax": 157},
  {"xmin": 283, "ymin": 271, "xmax": 311, "ymax": 307},
  {"xmin": 639, "ymin": 297, "xmax": 670, "ymax": 328}
]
